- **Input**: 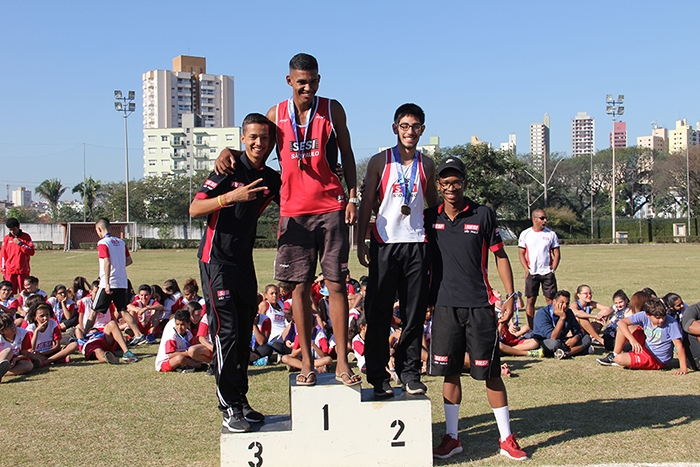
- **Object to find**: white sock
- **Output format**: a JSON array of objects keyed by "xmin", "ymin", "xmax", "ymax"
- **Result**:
[
  {"xmin": 444, "ymin": 403, "xmax": 460, "ymax": 439},
  {"xmin": 492, "ymin": 405, "xmax": 511, "ymax": 440}
]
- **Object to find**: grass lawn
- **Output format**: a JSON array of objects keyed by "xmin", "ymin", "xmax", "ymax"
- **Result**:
[{"xmin": 2, "ymin": 244, "xmax": 700, "ymax": 466}]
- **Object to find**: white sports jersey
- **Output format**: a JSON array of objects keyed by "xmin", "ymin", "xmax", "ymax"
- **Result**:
[
  {"xmin": 26, "ymin": 320, "xmax": 61, "ymax": 353},
  {"xmin": 97, "ymin": 234, "xmax": 130, "ymax": 289},
  {"xmin": 78, "ymin": 296, "xmax": 112, "ymax": 330},
  {"xmin": 163, "ymin": 292, "xmax": 184, "ymax": 320},
  {"xmin": 0, "ymin": 327, "xmax": 30, "ymax": 356},
  {"xmin": 372, "ymin": 147, "xmax": 428, "ymax": 244},
  {"xmin": 518, "ymin": 227, "xmax": 560, "ymax": 275},
  {"xmin": 47, "ymin": 296, "xmax": 75, "ymax": 324},
  {"xmin": 351, "ymin": 334, "xmax": 366, "ymax": 370},
  {"xmin": 265, "ymin": 300, "xmax": 287, "ymax": 341},
  {"xmin": 155, "ymin": 319, "xmax": 193, "ymax": 371}
]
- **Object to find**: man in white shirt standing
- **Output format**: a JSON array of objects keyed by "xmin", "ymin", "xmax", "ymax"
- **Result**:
[{"xmin": 518, "ymin": 209, "xmax": 560, "ymax": 328}]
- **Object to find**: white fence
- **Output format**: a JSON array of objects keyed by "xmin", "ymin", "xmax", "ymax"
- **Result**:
[{"xmin": 0, "ymin": 223, "xmax": 205, "ymax": 245}]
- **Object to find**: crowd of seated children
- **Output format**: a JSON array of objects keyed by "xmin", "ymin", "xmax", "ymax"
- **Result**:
[{"xmin": 494, "ymin": 290, "xmax": 544, "ymax": 359}]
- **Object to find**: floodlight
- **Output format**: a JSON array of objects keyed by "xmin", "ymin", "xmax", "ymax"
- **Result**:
[
  {"xmin": 606, "ymin": 106, "xmax": 614, "ymax": 114},
  {"xmin": 606, "ymin": 94, "xmax": 613, "ymax": 103},
  {"xmin": 128, "ymin": 91, "xmax": 135, "ymax": 100},
  {"xmin": 618, "ymin": 95, "xmax": 624, "ymax": 103},
  {"xmin": 115, "ymin": 102, "xmax": 123, "ymax": 111},
  {"xmin": 618, "ymin": 106, "xmax": 624, "ymax": 115},
  {"xmin": 128, "ymin": 102, "xmax": 136, "ymax": 112},
  {"xmin": 114, "ymin": 90, "xmax": 122, "ymax": 99}
]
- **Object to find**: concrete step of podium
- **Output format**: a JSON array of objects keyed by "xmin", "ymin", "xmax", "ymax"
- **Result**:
[{"xmin": 221, "ymin": 372, "xmax": 433, "ymax": 466}]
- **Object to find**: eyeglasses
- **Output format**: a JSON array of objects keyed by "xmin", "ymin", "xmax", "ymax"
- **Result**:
[
  {"xmin": 537, "ymin": 216, "xmax": 547, "ymax": 220},
  {"xmin": 438, "ymin": 180, "xmax": 464, "ymax": 190},
  {"xmin": 397, "ymin": 123, "xmax": 423, "ymax": 132}
]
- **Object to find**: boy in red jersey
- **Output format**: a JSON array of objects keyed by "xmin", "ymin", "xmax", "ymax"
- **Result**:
[
  {"xmin": 1, "ymin": 218, "xmax": 35, "ymax": 295},
  {"xmin": 214, "ymin": 54, "xmax": 360, "ymax": 388}
]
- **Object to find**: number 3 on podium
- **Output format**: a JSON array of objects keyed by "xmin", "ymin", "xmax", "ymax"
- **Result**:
[{"xmin": 247, "ymin": 441, "xmax": 263, "ymax": 467}]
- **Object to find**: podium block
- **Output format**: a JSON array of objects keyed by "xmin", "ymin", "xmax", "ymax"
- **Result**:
[{"xmin": 221, "ymin": 372, "xmax": 432, "ymax": 467}]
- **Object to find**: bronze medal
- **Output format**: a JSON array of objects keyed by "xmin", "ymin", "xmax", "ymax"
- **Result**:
[{"xmin": 401, "ymin": 205, "xmax": 411, "ymax": 216}]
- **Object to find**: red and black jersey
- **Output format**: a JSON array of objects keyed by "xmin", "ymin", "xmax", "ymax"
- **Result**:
[
  {"xmin": 275, "ymin": 96, "xmax": 346, "ymax": 217},
  {"xmin": 196, "ymin": 155, "xmax": 281, "ymax": 267},
  {"xmin": 425, "ymin": 198, "xmax": 504, "ymax": 308}
]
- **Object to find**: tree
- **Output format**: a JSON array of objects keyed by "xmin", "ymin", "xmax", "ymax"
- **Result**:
[
  {"xmin": 72, "ymin": 176, "xmax": 102, "ymax": 221},
  {"xmin": 5, "ymin": 206, "xmax": 38, "ymax": 223},
  {"xmin": 35, "ymin": 178, "xmax": 67, "ymax": 221},
  {"xmin": 653, "ymin": 146, "xmax": 700, "ymax": 218}
]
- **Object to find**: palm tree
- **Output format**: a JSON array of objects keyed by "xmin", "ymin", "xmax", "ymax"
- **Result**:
[
  {"xmin": 72, "ymin": 176, "xmax": 102, "ymax": 221},
  {"xmin": 35, "ymin": 178, "xmax": 67, "ymax": 221}
]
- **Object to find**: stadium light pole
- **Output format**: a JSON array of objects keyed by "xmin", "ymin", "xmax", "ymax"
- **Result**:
[
  {"xmin": 114, "ymin": 90, "xmax": 136, "ymax": 223},
  {"xmin": 606, "ymin": 94, "xmax": 624, "ymax": 242}
]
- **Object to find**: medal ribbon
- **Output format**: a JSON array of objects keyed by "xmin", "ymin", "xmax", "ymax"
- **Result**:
[
  {"xmin": 289, "ymin": 97, "xmax": 318, "ymax": 168},
  {"xmin": 392, "ymin": 146, "xmax": 418, "ymax": 207}
]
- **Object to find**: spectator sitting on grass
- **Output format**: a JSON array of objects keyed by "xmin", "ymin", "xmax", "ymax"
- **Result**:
[
  {"xmin": 681, "ymin": 301, "xmax": 700, "ymax": 371},
  {"xmin": 532, "ymin": 290, "xmax": 592, "ymax": 359},
  {"xmin": 0, "ymin": 312, "xmax": 34, "ymax": 378},
  {"xmin": 70, "ymin": 276, "xmax": 90, "ymax": 301},
  {"xmin": 0, "ymin": 280, "xmax": 19, "ymax": 316},
  {"xmin": 282, "ymin": 323, "xmax": 333, "ymax": 376},
  {"xmin": 47, "ymin": 284, "xmax": 77, "ymax": 332},
  {"xmin": 76, "ymin": 280, "xmax": 114, "ymax": 339},
  {"xmin": 17, "ymin": 294, "xmax": 45, "ymax": 328},
  {"xmin": 662, "ymin": 292, "xmax": 686, "ymax": 321},
  {"xmin": 127, "ymin": 284, "xmax": 163, "ymax": 343},
  {"xmin": 75, "ymin": 320, "xmax": 140, "ymax": 364},
  {"xmin": 17, "ymin": 276, "xmax": 46, "ymax": 316},
  {"xmin": 25, "ymin": 303, "xmax": 75, "ymax": 365},
  {"xmin": 570, "ymin": 284, "xmax": 613, "ymax": 346},
  {"xmin": 182, "ymin": 278, "xmax": 205, "ymax": 307},
  {"xmin": 597, "ymin": 297, "xmax": 687, "ymax": 375},
  {"xmin": 601, "ymin": 289, "xmax": 634, "ymax": 352},
  {"xmin": 154, "ymin": 308, "xmax": 210, "ymax": 372}
]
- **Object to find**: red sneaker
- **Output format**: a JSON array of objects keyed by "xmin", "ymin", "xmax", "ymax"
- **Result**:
[
  {"xmin": 499, "ymin": 434, "xmax": 528, "ymax": 461},
  {"xmin": 433, "ymin": 434, "xmax": 462, "ymax": 459}
]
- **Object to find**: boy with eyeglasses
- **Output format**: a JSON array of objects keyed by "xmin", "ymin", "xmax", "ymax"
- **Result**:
[
  {"xmin": 425, "ymin": 157, "xmax": 527, "ymax": 461},
  {"xmin": 518, "ymin": 209, "xmax": 560, "ymax": 328},
  {"xmin": 357, "ymin": 103, "xmax": 439, "ymax": 398}
]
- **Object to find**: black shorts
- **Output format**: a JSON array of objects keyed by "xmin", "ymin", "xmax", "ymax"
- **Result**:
[
  {"xmin": 525, "ymin": 272, "xmax": 557, "ymax": 299},
  {"xmin": 429, "ymin": 305, "xmax": 500, "ymax": 380},
  {"xmin": 92, "ymin": 288, "xmax": 128, "ymax": 313},
  {"xmin": 275, "ymin": 210, "xmax": 349, "ymax": 283}
]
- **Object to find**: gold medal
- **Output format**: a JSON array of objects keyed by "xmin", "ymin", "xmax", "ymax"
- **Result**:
[{"xmin": 401, "ymin": 205, "xmax": 411, "ymax": 215}]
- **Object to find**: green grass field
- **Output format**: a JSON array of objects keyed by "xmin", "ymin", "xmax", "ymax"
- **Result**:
[{"xmin": 2, "ymin": 245, "xmax": 700, "ymax": 466}]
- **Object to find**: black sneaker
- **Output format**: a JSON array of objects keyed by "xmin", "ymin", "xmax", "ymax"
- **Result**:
[
  {"xmin": 242, "ymin": 399, "xmax": 265, "ymax": 423},
  {"xmin": 596, "ymin": 353, "xmax": 619, "ymax": 366},
  {"xmin": 205, "ymin": 364, "xmax": 215, "ymax": 377},
  {"xmin": 404, "ymin": 380, "xmax": 427, "ymax": 395},
  {"xmin": 373, "ymin": 380, "xmax": 395, "ymax": 399},
  {"xmin": 222, "ymin": 409, "xmax": 251, "ymax": 433}
]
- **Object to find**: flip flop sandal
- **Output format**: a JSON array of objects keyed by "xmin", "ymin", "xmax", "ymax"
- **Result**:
[
  {"xmin": 335, "ymin": 371, "xmax": 362, "ymax": 386},
  {"xmin": 296, "ymin": 371, "xmax": 317, "ymax": 386}
]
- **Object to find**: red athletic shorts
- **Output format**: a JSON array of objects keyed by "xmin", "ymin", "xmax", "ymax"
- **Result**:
[
  {"xmin": 628, "ymin": 328, "xmax": 666, "ymax": 371},
  {"xmin": 84, "ymin": 338, "xmax": 117, "ymax": 360}
]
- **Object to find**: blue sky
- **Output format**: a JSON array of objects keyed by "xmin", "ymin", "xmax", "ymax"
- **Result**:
[{"xmin": 2, "ymin": 1, "xmax": 699, "ymax": 200}]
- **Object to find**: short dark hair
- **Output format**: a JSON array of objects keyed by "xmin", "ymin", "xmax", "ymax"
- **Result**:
[
  {"xmin": 0, "ymin": 280, "xmax": 12, "ymax": 290},
  {"xmin": 5, "ymin": 218, "xmax": 19, "ymax": 229},
  {"xmin": 663, "ymin": 292, "xmax": 682, "ymax": 308},
  {"xmin": 641, "ymin": 287, "xmax": 657, "ymax": 298},
  {"xmin": 25, "ymin": 276, "xmax": 39, "ymax": 285},
  {"xmin": 138, "ymin": 284, "xmax": 152, "ymax": 294},
  {"xmin": 643, "ymin": 297, "xmax": 667, "ymax": 318},
  {"xmin": 0, "ymin": 313, "xmax": 14, "ymax": 332},
  {"xmin": 174, "ymin": 308, "xmax": 190, "ymax": 323},
  {"xmin": 289, "ymin": 53, "xmax": 318, "ymax": 71},
  {"xmin": 96, "ymin": 218, "xmax": 110, "ymax": 230},
  {"xmin": 242, "ymin": 113, "xmax": 275, "ymax": 137},
  {"xmin": 554, "ymin": 290, "xmax": 571, "ymax": 301},
  {"xmin": 394, "ymin": 103, "xmax": 425, "ymax": 125},
  {"xmin": 185, "ymin": 301, "xmax": 202, "ymax": 314}
]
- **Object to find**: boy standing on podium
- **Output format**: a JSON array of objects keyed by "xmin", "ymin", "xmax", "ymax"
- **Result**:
[{"xmin": 425, "ymin": 157, "xmax": 528, "ymax": 461}]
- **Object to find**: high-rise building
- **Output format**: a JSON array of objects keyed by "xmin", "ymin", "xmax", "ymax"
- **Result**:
[
  {"xmin": 143, "ymin": 114, "xmax": 241, "ymax": 177},
  {"xmin": 142, "ymin": 55, "xmax": 235, "ymax": 129},
  {"xmin": 571, "ymin": 112, "xmax": 595, "ymax": 156},
  {"xmin": 668, "ymin": 119, "xmax": 698, "ymax": 153},
  {"xmin": 529, "ymin": 113, "xmax": 550, "ymax": 170},
  {"xmin": 142, "ymin": 56, "xmax": 239, "ymax": 176},
  {"xmin": 637, "ymin": 126, "xmax": 668, "ymax": 153},
  {"xmin": 12, "ymin": 187, "xmax": 31, "ymax": 207},
  {"xmin": 609, "ymin": 121, "xmax": 627, "ymax": 148},
  {"xmin": 500, "ymin": 134, "xmax": 517, "ymax": 154}
]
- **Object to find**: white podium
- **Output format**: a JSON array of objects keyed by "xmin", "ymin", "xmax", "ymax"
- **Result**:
[{"xmin": 220, "ymin": 372, "xmax": 433, "ymax": 466}]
